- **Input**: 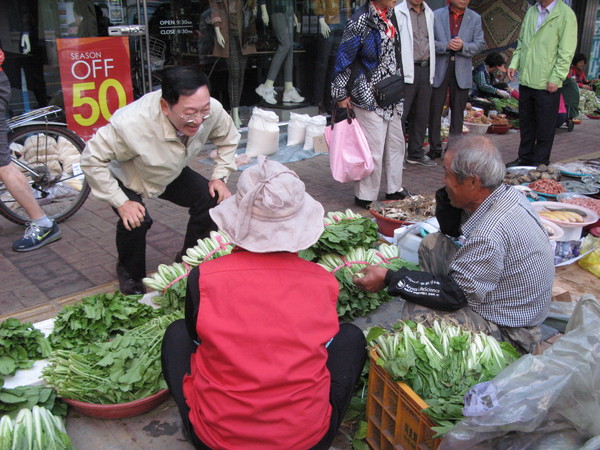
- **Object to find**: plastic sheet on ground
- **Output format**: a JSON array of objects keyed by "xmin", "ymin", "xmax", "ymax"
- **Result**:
[
  {"xmin": 440, "ymin": 294, "xmax": 600, "ymax": 450},
  {"xmin": 201, "ymin": 131, "xmax": 324, "ymax": 170}
]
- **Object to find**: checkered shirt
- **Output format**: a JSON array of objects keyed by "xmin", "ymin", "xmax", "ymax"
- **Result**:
[{"xmin": 449, "ymin": 185, "xmax": 554, "ymax": 327}]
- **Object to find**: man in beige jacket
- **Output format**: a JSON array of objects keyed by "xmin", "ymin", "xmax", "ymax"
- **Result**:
[{"xmin": 81, "ymin": 66, "xmax": 240, "ymax": 295}]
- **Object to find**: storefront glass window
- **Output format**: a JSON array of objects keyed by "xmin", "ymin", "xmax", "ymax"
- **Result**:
[{"xmin": 1, "ymin": 0, "xmax": 366, "ymax": 125}]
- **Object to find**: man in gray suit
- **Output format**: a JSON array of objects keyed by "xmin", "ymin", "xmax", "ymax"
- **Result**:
[{"xmin": 427, "ymin": 0, "xmax": 484, "ymax": 160}]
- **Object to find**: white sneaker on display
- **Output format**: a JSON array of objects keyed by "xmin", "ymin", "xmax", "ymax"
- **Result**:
[
  {"xmin": 282, "ymin": 88, "xmax": 305, "ymax": 103},
  {"xmin": 255, "ymin": 84, "xmax": 277, "ymax": 104}
]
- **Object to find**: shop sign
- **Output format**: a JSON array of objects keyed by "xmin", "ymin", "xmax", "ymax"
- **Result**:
[
  {"xmin": 57, "ymin": 37, "xmax": 133, "ymax": 141},
  {"xmin": 158, "ymin": 18, "xmax": 194, "ymax": 36}
]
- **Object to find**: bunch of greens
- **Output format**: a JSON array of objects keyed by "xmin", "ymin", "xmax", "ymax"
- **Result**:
[
  {"xmin": 579, "ymin": 88, "xmax": 600, "ymax": 115},
  {"xmin": 0, "ymin": 318, "xmax": 51, "ymax": 384},
  {"xmin": 366, "ymin": 320, "xmax": 520, "ymax": 437},
  {"xmin": 143, "ymin": 262, "xmax": 188, "ymax": 314},
  {"xmin": 299, "ymin": 210, "xmax": 379, "ymax": 262},
  {"xmin": 318, "ymin": 244, "xmax": 418, "ymax": 320},
  {"xmin": 0, "ymin": 386, "xmax": 66, "ymax": 418},
  {"xmin": 143, "ymin": 232, "xmax": 236, "ymax": 314},
  {"xmin": 0, "ymin": 406, "xmax": 74, "ymax": 449},
  {"xmin": 48, "ymin": 291, "xmax": 158, "ymax": 350},
  {"xmin": 43, "ymin": 313, "xmax": 181, "ymax": 404},
  {"xmin": 491, "ymin": 96, "xmax": 518, "ymax": 112}
]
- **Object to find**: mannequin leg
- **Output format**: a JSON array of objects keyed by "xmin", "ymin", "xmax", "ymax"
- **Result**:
[
  {"xmin": 265, "ymin": 12, "xmax": 293, "ymax": 82},
  {"xmin": 231, "ymin": 107, "xmax": 242, "ymax": 129},
  {"xmin": 226, "ymin": 30, "xmax": 247, "ymax": 128}
]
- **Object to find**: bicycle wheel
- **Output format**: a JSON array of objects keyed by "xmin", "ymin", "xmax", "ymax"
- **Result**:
[{"xmin": 0, "ymin": 124, "xmax": 91, "ymax": 225}]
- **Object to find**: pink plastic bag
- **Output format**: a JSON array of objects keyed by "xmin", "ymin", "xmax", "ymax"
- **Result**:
[{"xmin": 324, "ymin": 109, "xmax": 374, "ymax": 183}]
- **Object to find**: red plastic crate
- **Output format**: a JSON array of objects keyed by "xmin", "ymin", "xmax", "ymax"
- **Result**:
[{"xmin": 367, "ymin": 350, "xmax": 441, "ymax": 450}]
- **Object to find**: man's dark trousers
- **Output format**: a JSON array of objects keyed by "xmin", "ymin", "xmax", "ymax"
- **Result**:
[
  {"xmin": 403, "ymin": 63, "xmax": 432, "ymax": 159},
  {"xmin": 517, "ymin": 84, "xmax": 561, "ymax": 165},
  {"xmin": 113, "ymin": 167, "xmax": 219, "ymax": 280},
  {"xmin": 428, "ymin": 59, "xmax": 469, "ymax": 154}
]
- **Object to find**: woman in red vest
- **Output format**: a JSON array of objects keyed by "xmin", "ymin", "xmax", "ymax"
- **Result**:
[{"xmin": 161, "ymin": 156, "xmax": 367, "ymax": 449}]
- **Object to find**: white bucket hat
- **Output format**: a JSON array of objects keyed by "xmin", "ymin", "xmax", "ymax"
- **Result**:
[{"xmin": 209, "ymin": 156, "xmax": 324, "ymax": 253}]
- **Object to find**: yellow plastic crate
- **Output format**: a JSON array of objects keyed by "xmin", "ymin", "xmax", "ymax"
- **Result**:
[{"xmin": 367, "ymin": 350, "xmax": 441, "ymax": 450}]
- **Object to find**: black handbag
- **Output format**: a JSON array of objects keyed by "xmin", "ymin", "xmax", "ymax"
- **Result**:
[
  {"xmin": 373, "ymin": 75, "xmax": 405, "ymax": 108},
  {"xmin": 372, "ymin": 14, "xmax": 404, "ymax": 108}
]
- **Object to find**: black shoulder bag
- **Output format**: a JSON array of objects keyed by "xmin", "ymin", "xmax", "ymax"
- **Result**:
[{"xmin": 372, "ymin": 14, "xmax": 404, "ymax": 108}]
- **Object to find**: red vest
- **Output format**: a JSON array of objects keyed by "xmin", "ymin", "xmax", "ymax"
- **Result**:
[{"xmin": 183, "ymin": 251, "xmax": 340, "ymax": 449}]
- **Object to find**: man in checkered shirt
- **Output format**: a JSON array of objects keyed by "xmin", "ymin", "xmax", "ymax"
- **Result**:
[{"xmin": 355, "ymin": 135, "xmax": 554, "ymax": 353}]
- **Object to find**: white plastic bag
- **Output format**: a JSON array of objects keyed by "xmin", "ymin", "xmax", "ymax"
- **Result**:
[
  {"xmin": 245, "ymin": 107, "xmax": 280, "ymax": 157},
  {"xmin": 303, "ymin": 115, "xmax": 327, "ymax": 151},
  {"xmin": 286, "ymin": 112, "xmax": 310, "ymax": 146},
  {"xmin": 440, "ymin": 295, "xmax": 600, "ymax": 449}
]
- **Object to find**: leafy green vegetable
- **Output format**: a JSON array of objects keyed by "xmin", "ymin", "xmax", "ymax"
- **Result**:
[
  {"xmin": 43, "ymin": 313, "xmax": 181, "ymax": 404},
  {"xmin": 579, "ymin": 88, "xmax": 600, "ymax": 115},
  {"xmin": 0, "ymin": 406, "xmax": 74, "ymax": 450},
  {"xmin": 318, "ymin": 244, "xmax": 418, "ymax": 320},
  {"xmin": 491, "ymin": 96, "xmax": 518, "ymax": 112},
  {"xmin": 0, "ymin": 318, "xmax": 51, "ymax": 384},
  {"xmin": 48, "ymin": 291, "xmax": 158, "ymax": 350},
  {"xmin": 299, "ymin": 210, "xmax": 379, "ymax": 262},
  {"xmin": 367, "ymin": 320, "xmax": 520, "ymax": 437},
  {"xmin": 0, "ymin": 386, "xmax": 66, "ymax": 418},
  {"xmin": 143, "ymin": 262, "xmax": 189, "ymax": 314},
  {"xmin": 152, "ymin": 278, "xmax": 186, "ymax": 315}
]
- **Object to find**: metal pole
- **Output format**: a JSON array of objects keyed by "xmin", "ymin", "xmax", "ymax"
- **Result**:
[{"xmin": 142, "ymin": 0, "xmax": 153, "ymax": 93}]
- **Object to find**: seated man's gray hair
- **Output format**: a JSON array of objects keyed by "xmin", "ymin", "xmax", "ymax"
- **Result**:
[{"xmin": 447, "ymin": 135, "xmax": 505, "ymax": 189}]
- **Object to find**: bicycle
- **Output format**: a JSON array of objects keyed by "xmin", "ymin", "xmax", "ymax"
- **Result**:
[{"xmin": 0, "ymin": 105, "xmax": 91, "ymax": 225}]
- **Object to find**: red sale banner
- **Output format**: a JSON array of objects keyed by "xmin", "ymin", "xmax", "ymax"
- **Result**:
[{"xmin": 57, "ymin": 37, "xmax": 133, "ymax": 141}]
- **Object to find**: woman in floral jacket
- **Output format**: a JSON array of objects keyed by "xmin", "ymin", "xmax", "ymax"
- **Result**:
[{"xmin": 331, "ymin": 0, "xmax": 411, "ymax": 209}]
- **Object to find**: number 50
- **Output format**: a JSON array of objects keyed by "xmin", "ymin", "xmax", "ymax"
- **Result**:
[{"xmin": 72, "ymin": 79, "xmax": 127, "ymax": 126}]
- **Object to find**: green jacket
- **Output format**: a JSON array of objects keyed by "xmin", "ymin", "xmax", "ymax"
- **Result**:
[{"xmin": 509, "ymin": 1, "xmax": 577, "ymax": 90}]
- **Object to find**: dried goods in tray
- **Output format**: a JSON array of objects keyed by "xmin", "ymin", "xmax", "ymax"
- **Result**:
[{"xmin": 370, "ymin": 195, "xmax": 436, "ymax": 222}]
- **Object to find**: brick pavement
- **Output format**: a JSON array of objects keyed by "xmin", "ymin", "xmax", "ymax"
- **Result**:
[{"xmin": 1, "ymin": 120, "xmax": 599, "ymax": 319}]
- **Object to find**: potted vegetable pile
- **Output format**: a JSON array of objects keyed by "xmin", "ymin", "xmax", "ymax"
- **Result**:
[
  {"xmin": 43, "ymin": 314, "xmax": 180, "ymax": 416},
  {"xmin": 369, "ymin": 195, "xmax": 436, "ymax": 237},
  {"xmin": 0, "ymin": 290, "xmax": 183, "ymax": 445},
  {"xmin": 366, "ymin": 320, "xmax": 521, "ymax": 437}
]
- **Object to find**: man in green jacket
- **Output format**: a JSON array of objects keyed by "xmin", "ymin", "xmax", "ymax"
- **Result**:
[{"xmin": 506, "ymin": 0, "xmax": 576, "ymax": 168}]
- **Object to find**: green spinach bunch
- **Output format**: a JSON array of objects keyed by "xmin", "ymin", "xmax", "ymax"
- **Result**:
[
  {"xmin": 49, "ymin": 291, "xmax": 158, "ymax": 350},
  {"xmin": 0, "ymin": 318, "xmax": 51, "ymax": 384},
  {"xmin": 43, "ymin": 313, "xmax": 181, "ymax": 404},
  {"xmin": 300, "ymin": 210, "xmax": 379, "ymax": 262}
]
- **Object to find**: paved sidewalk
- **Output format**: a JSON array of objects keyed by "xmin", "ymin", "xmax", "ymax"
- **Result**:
[{"xmin": 1, "ymin": 121, "xmax": 600, "ymax": 319}]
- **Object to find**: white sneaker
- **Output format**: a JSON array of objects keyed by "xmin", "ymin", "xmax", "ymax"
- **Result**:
[
  {"xmin": 255, "ymin": 84, "xmax": 277, "ymax": 104},
  {"xmin": 283, "ymin": 88, "xmax": 305, "ymax": 103}
]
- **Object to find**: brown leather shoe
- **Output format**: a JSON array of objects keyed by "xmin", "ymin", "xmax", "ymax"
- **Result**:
[{"xmin": 116, "ymin": 263, "xmax": 145, "ymax": 296}]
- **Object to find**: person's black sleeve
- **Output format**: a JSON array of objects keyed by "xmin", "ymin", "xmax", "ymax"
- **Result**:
[
  {"xmin": 435, "ymin": 186, "xmax": 463, "ymax": 238},
  {"xmin": 185, "ymin": 266, "xmax": 200, "ymax": 342},
  {"xmin": 384, "ymin": 268, "xmax": 467, "ymax": 311}
]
